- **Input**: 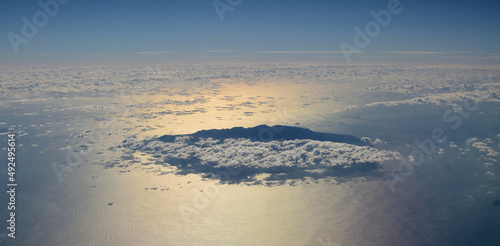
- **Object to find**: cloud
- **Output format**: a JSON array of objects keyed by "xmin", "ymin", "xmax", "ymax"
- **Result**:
[
  {"xmin": 452, "ymin": 51, "xmax": 487, "ymax": 54},
  {"xmin": 2, "ymin": 64, "xmax": 498, "ymax": 111},
  {"xmin": 256, "ymin": 51, "xmax": 358, "ymax": 54},
  {"xmin": 73, "ymin": 53, "xmax": 101, "ymax": 56},
  {"xmin": 203, "ymin": 50, "xmax": 235, "ymax": 53},
  {"xmin": 380, "ymin": 51, "xmax": 451, "ymax": 55},
  {"xmin": 379, "ymin": 51, "xmax": 498, "ymax": 57},
  {"xmin": 133, "ymin": 51, "xmax": 172, "ymax": 55},
  {"xmin": 466, "ymin": 138, "xmax": 500, "ymax": 157},
  {"xmin": 120, "ymin": 133, "xmax": 399, "ymax": 184}
]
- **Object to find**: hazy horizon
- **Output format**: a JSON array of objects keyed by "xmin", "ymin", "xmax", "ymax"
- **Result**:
[{"xmin": 1, "ymin": 0, "xmax": 500, "ymax": 65}]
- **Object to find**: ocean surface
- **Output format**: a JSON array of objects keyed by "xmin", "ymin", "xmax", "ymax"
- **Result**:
[{"xmin": 0, "ymin": 80, "xmax": 499, "ymax": 246}]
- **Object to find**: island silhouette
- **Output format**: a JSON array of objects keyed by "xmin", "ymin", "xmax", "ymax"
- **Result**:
[{"xmin": 157, "ymin": 125, "xmax": 367, "ymax": 146}]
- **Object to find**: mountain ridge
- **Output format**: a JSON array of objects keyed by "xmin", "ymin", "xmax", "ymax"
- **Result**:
[{"xmin": 157, "ymin": 125, "xmax": 366, "ymax": 145}]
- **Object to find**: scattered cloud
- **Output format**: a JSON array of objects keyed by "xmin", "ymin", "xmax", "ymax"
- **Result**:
[
  {"xmin": 380, "ymin": 51, "xmax": 451, "ymax": 55},
  {"xmin": 256, "ymin": 50, "xmax": 359, "ymax": 54},
  {"xmin": 133, "ymin": 51, "xmax": 172, "ymax": 55},
  {"xmin": 452, "ymin": 51, "xmax": 487, "ymax": 54},
  {"xmin": 466, "ymin": 138, "xmax": 500, "ymax": 157},
  {"xmin": 73, "ymin": 53, "xmax": 101, "ymax": 56},
  {"xmin": 203, "ymin": 50, "xmax": 235, "ymax": 53}
]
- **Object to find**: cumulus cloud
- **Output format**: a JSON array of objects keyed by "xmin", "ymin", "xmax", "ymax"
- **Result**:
[
  {"xmin": 120, "ymin": 133, "xmax": 399, "ymax": 184},
  {"xmin": 466, "ymin": 138, "xmax": 500, "ymax": 157},
  {"xmin": 361, "ymin": 137, "xmax": 384, "ymax": 145},
  {"xmin": 1, "ymin": 64, "xmax": 499, "ymax": 103}
]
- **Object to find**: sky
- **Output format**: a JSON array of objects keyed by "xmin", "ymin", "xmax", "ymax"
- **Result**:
[{"xmin": 1, "ymin": 0, "xmax": 499, "ymax": 65}]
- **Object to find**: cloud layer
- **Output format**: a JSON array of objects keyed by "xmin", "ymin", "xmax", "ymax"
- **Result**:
[{"xmin": 120, "ymin": 132, "xmax": 399, "ymax": 183}]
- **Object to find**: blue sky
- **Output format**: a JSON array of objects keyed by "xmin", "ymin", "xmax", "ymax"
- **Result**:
[{"xmin": 1, "ymin": 0, "xmax": 499, "ymax": 64}]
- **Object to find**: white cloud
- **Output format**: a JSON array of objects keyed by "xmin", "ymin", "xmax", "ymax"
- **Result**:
[
  {"xmin": 256, "ymin": 51, "xmax": 357, "ymax": 54},
  {"xmin": 380, "ymin": 51, "xmax": 451, "ymax": 55},
  {"xmin": 128, "ymin": 137, "xmax": 398, "ymax": 171},
  {"xmin": 1, "ymin": 64, "xmax": 498, "ymax": 110},
  {"xmin": 467, "ymin": 140, "xmax": 500, "ymax": 157},
  {"xmin": 73, "ymin": 53, "xmax": 101, "ymax": 56},
  {"xmin": 203, "ymin": 50, "xmax": 235, "ymax": 53},
  {"xmin": 133, "ymin": 51, "xmax": 171, "ymax": 55}
]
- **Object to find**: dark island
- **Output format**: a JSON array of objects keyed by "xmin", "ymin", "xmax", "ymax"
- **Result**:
[{"xmin": 157, "ymin": 125, "xmax": 366, "ymax": 146}]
